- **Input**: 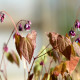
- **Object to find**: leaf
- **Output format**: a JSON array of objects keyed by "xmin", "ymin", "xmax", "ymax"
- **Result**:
[
  {"xmin": 11, "ymin": 51, "xmax": 20, "ymax": 66},
  {"xmin": 28, "ymin": 74, "xmax": 33, "ymax": 80},
  {"xmin": 71, "ymin": 44, "xmax": 76, "ymax": 56},
  {"xmin": 15, "ymin": 30, "xmax": 37, "ymax": 63},
  {"xmin": 47, "ymin": 32, "xmax": 58, "ymax": 49},
  {"xmin": 47, "ymin": 49, "xmax": 61, "ymax": 63},
  {"xmin": 14, "ymin": 33, "xmax": 22, "ymax": 59},
  {"xmin": 50, "ymin": 74, "xmax": 57, "ymax": 80},
  {"xmin": 64, "ymin": 74, "xmax": 72, "ymax": 80},
  {"xmin": 5, "ymin": 52, "xmax": 14, "ymax": 63},
  {"xmin": 34, "ymin": 65, "xmax": 42, "ymax": 73},
  {"xmin": 42, "ymin": 73, "xmax": 50, "ymax": 80},
  {"xmin": 66, "ymin": 56, "xmax": 79, "ymax": 74},
  {"xmin": 73, "ymin": 42, "xmax": 80, "ymax": 56},
  {"xmin": 5, "ymin": 51, "xmax": 20, "ymax": 66},
  {"xmin": 42, "ymin": 73, "xmax": 48, "ymax": 80},
  {"xmin": 47, "ymin": 32, "xmax": 71, "ymax": 60},
  {"xmin": 53, "ymin": 62, "xmax": 67, "ymax": 76}
]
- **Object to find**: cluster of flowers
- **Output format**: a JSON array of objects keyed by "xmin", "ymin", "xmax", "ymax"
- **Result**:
[
  {"xmin": 0, "ymin": 12, "xmax": 31, "ymax": 53},
  {"xmin": 69, "ymin": 20, "xmax": 80, "ymax": 43},
  {"xmin": 18, "ymin": 20, "xmax": 31, "ymax": 31}
]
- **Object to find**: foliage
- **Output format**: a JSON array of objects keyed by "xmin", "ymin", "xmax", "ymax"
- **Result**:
[{"xmin": 0, "ymin": 11, "xmax": 80, "ymax": 80}]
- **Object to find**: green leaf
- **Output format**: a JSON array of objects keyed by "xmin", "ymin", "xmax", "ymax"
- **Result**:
[
  {"xmin": 5, "ymin": 51, "xmax": 20, "ymax": 67},
  {"xmin": 34, "ymin": 65, "xmax": 42, "ymax": 73},
  {"xmin": 5, "ymin": 52, "xmax": 14, "ymax": 63}
]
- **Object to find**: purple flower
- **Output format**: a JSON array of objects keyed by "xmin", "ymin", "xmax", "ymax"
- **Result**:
[
  {"xmin": 75, "ymin": 37, "xmax": 80, "ymax": 43},
  {"xmin": 0, "ymin": 13, "xmax": 5, "ymax": 23},
  {"xmin": 69, "ymin": 30, "xmax": 76, "ymax": 37},
  {"xmin": 3, "ymin": 43, "xmax": 8, "ymax": 52},
  {"xmin": 18, "ymin": 23, "xmax": 23, "ymax": 31},
  {"xmin": 24, "ymin": 24, "xmax": 31, "ymax": 31},
  {"xmin": 40, "ymin": 61, "xmax": 44, "ymax": 66},
  {"xmin": 75, "ymin": 20, "xmax": 80, "ymax": 30}
]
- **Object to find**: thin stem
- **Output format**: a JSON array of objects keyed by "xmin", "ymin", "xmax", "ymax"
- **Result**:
[
  {"xmin": 1, "ymin": 11, "xmax": 18, "ymax": 33},
  {"xmin": 35, "ymin": 44, "xmax": 50, "ymax": 59},
  {"xmin": 44, "ymin": 64, "xmax": 47, "ymax": 73},
  {"xmin": 48, "ymin": 58, "xmax": 53, "ymax": 73},
  {"xmin": 24, "ymin": 69, "xmax": 26, "ymax": 80},
  {"xmin": 26, "ymin": 62, "xmax": 29, "ymax": 72},
  {"xmin": 6, "ymin": 19, "xmax": 28, "ymax": 45},
  {"xmin": 28, "ymin": 56, "xmax": 35, "ymax": 75},
  {"xmin": 0, "ymin": 53, "xmax": 4, "ymax": 69},
  {"xmin": 28, "ymin": 44, "xmax": 50, "ymax": 75},
  {"xmin": 23, "ymin": 58, "xmax": 26, "ymax": 80},
  {"xmin": 36, "ymin": 53, "xmax": 47, "ymax": 59},
  {"xmin": 16, "ymin": 20, "xmax": 27, "ymax": 27},
  {"xmin": 0, "ymin": 70, "xmax": 7, "ymax": 80},
  {"xmin": 6, "ymin": 29, "xmax": 14, "ymax": 45},
  {"xmin": 3, "ymin": 57, "xmax": 7, "ymax": 80}
]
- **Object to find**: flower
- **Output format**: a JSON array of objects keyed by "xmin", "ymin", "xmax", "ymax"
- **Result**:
[
  {"xmin": 75, "ymin": 37, "xmax": 80, "ymax": 43},
  {"xmin": 18, "ymin": 23, "xmax": 23, "ymax": 31},
  {"xmin": 0, "ymin": 13, "xmax": 5, "ymax": 23},
  {"xmin": 24, "ymin": 24, "xmax": 31, "ymax": 31},
  {"xmin": 69, "ymin": 30, "xmax": 76, "ymax": 37},
  {"xmin": 75, "ymin": 20, "xmax": 80, "ymax": 29},
  {"xmin": 3, "ymin": 43, "xmax": 8, "ymax": 52},
  {"xmin": 40, "ymin": 61, "xmax": 44, "ymax": 66}
]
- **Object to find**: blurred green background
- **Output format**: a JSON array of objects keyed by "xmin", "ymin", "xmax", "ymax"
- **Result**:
[{"xmin": 0, "ymin": 0, "xmax": 80, "ymax": 80}]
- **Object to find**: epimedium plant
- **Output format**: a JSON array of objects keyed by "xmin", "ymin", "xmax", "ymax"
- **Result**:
[{"xmin": 0, "ymin": 11, "xmax": 80, "ymax": 80}]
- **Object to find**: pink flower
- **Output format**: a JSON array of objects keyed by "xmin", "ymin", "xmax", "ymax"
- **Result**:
[
  {"xmin": 24, "ymin": 24, "xmax": 31, "ymax": 31},
  {"xmin": 40, "ymin": 61, "xmax": 44, "ymax": 66},
  {"xmin": 3, "ymin": 43, "xmax": 8, "ymax": 52},
  {"xmin": 0, "ymin": 13, "xmax": 5, "ymax": 23}
]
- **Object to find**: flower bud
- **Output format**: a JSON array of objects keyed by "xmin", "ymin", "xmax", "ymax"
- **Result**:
[
  {"xmin": 69, "ymin": 30, "xmax": 76, "ymax": 37},
  {"xmin": 24, "ymin": 24, "xmax": 31, "ymax": 31},
  {"xmin": 18, "ymin": 23, "xmax": 23, "ymax": 31}
]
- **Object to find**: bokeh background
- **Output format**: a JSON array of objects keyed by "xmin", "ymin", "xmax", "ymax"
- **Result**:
[{"xmin": 0, "ymin": 0, "xmax": 80, "ymax": 80}]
